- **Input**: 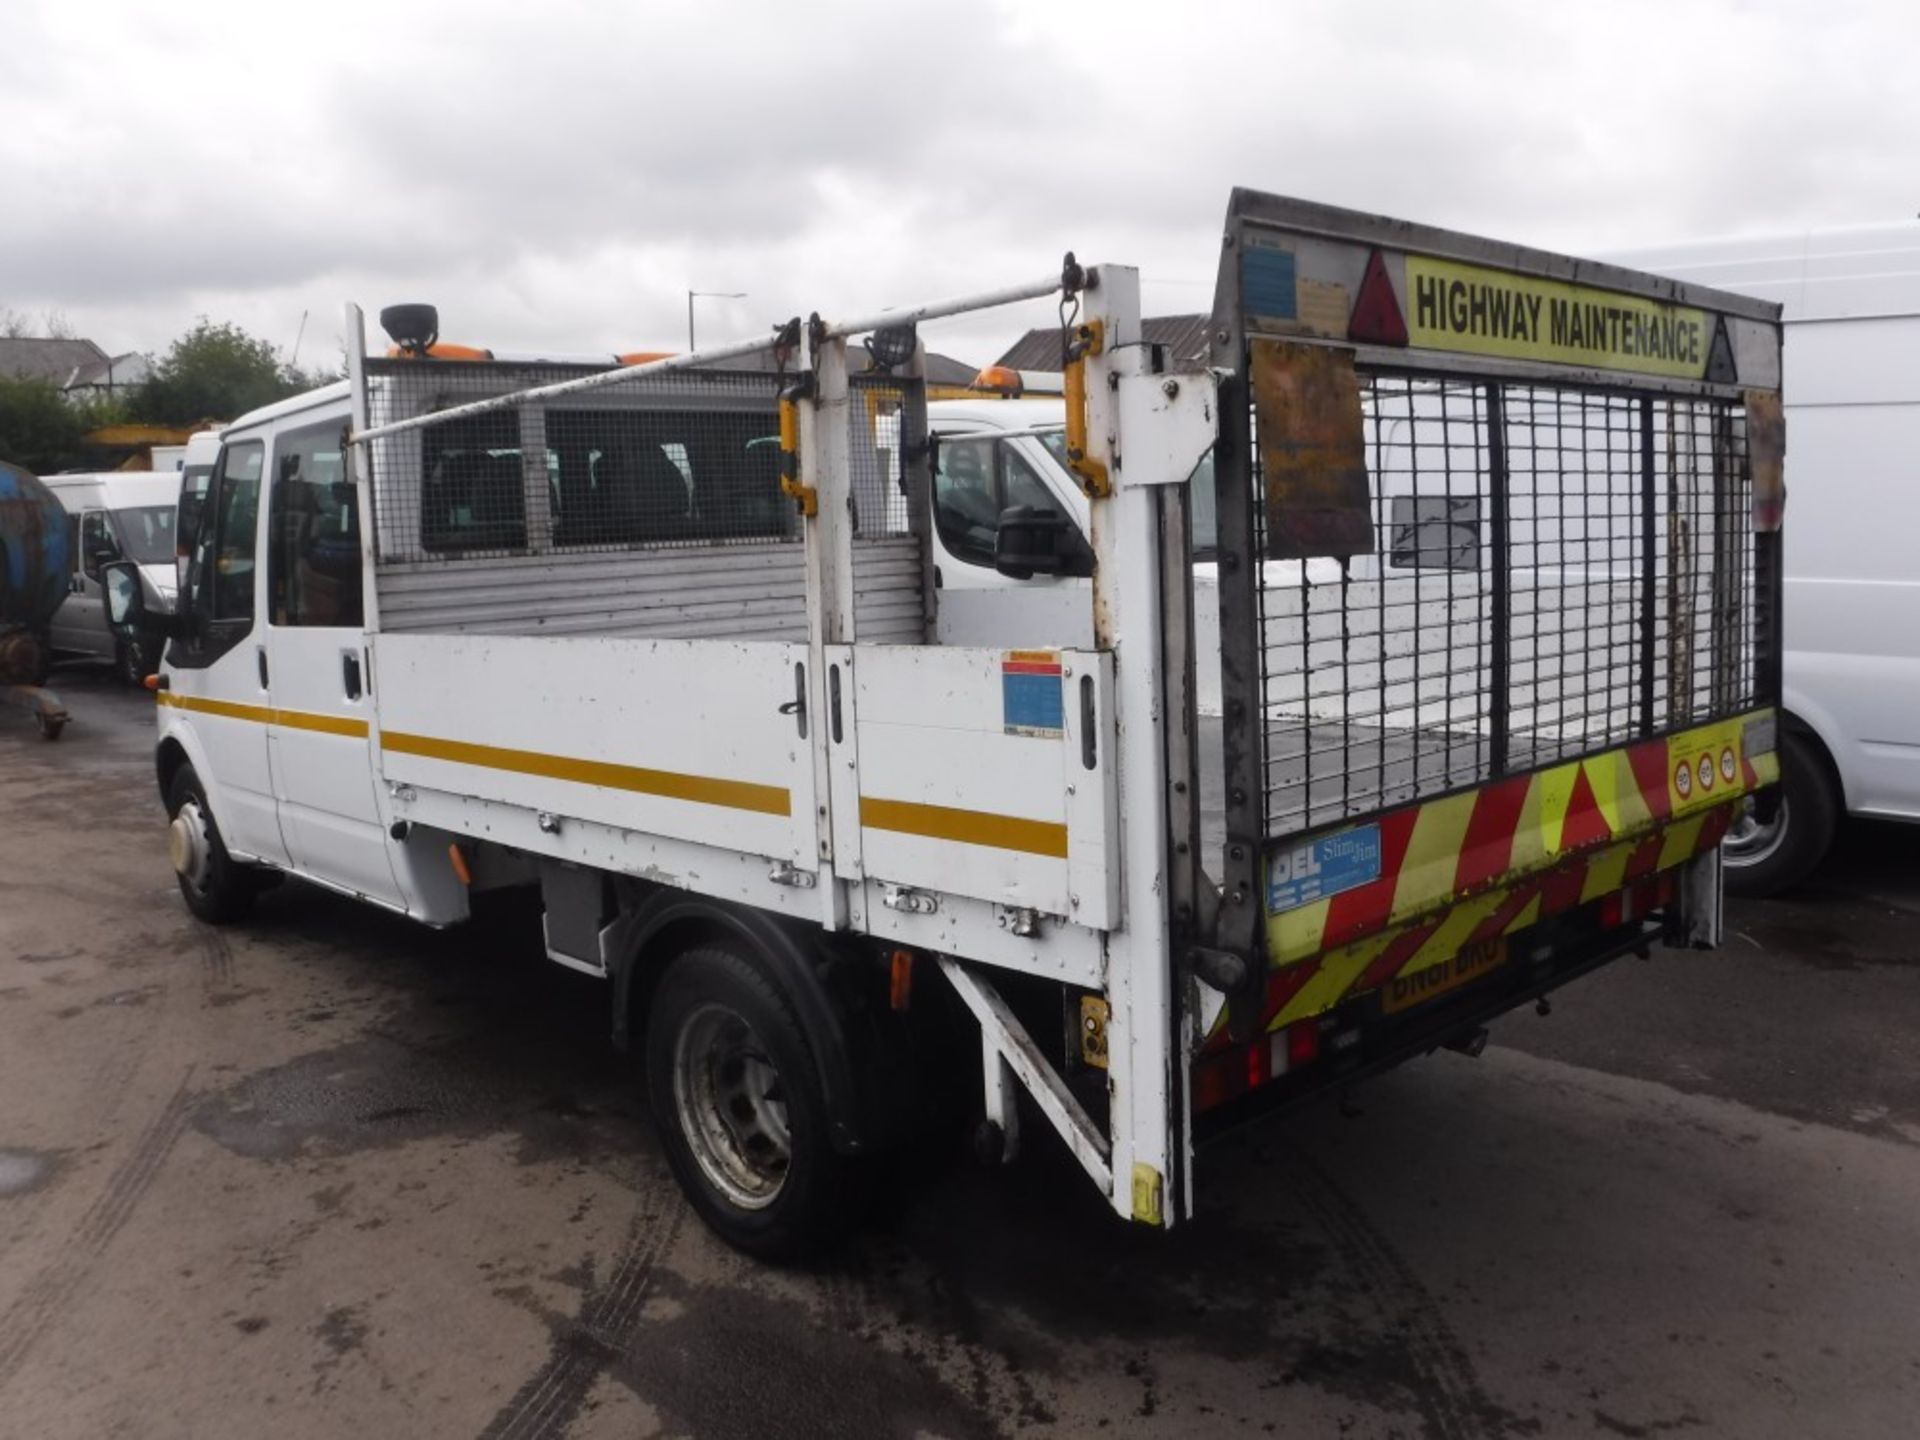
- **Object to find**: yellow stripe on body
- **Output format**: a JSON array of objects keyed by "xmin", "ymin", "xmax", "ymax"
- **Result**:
[
  {"xmin": 1586, "ymin": 750, "xmax": 1652, "ymax": 839},
  {"xmin": 860, "ymin": 796, "xmax": 1069, "ymax": 859},
  {"xmin": 383, "ymin": 730, "xmax": 790, "ymax": 817},
  {"xmin": 157, "ymin": 690, "xmax": 369, "ymax": 738},
  {"xmin": 1396, "ymin": 890, "xmax": 1506, "ymax": 979},
  {"xmin": 1504, "ymin": 892, "xmax": 1543, "ymax": 934},
  {"xmin": 1272, "ymin": 931, "xmax": 1394, "ymax": 1030},
  {"xmin": 1387, "ymin": 790, "xmax": 1477, "ymax": 925},
  {"xmin": 1270, "ymin": 897, "xmax": 1332, "ymax": 967},
  {"xmin": 1531, "ymin": 762, "xmax": 1581, "ymax": 860},
  {"xmin": 1656, "ymin": 812, "xmax": 1709, "ymax": 870},
  {"xmin": 1579, "ymin": 837, "xmax": 1634, "ymax": 904}
]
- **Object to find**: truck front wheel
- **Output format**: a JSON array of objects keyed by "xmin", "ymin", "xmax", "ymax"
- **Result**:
[
  {"xmin": 165, "ymin": 763, "xmax": 257, "ymax": 923},
  {"xmin": 645, "ymin": 944, "xmax": 864, "ymax": 1260}
]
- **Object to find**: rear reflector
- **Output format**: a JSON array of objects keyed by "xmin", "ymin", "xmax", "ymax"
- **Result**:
[{"xmin": 1347, "ymin": 249, "xmax": 1409, "ymax": 347}]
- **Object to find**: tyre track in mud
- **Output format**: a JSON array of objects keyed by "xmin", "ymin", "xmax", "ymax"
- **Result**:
[
  {"xmin": 1283, "ymin": 1144, "xmax": 1514, "ymax": 1440},
  {"xmin": 0, "ymin": 1072, "xmax": 197, "ymax": 1388},
  {"xmin": 198, "ymin": 927, "xmax": 235, "ymax": 994},
  {"xmin": 477, "ymin": 1171, "xmax": 685, "ymax": 1440},
  {"xmin": 818, "ymin": 1238, "xmax": 1060, "ymax": 1432},
  {"xmin": 0, "ymin": 910, "xmax": 197, "ymax": 1272}
]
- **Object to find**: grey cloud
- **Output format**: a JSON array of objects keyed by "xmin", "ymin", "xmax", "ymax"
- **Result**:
[{"xmin": 1, "ymin": 0, "xmax": 1915, "ymax": 359}]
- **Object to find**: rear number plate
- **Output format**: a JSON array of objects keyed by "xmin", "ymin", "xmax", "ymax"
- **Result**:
[{"xmin": 1381, "ymin": 937, "xmax": 1509, "ymax": 1014}]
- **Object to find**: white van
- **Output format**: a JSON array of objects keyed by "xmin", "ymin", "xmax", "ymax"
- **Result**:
[
  {"xmin": 42, "ymin": 470, "xmax": 181, "ymax": 682},
  {"xmin": 1610, "ymin": 223, "xmax": 1920, "ymax": 892},
  {"xmin": 173, "ymin": 428, "xmax": 225, "ymax": 589}
]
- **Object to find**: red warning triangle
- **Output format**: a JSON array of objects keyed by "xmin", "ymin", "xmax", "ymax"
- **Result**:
[
  {"xmin": 1348, "ymin": 249, "xmax": 1408, "ymax": 347},
  {"xmin": 1558, "ymin": 765, "xmax": 1612, "ymax": 852}
]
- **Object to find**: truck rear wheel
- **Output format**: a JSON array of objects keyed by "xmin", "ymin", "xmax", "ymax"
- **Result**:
[
  {"xmin": 1724, "ymin": 732, "xmax": 1839, "ymax": 898},
  {"xmin": 165, "ymin": 763, "xmax": 257, "ymax": 923},
  {"xmin": 645, "ymin": 944, "xmax": 863, "ymax": 1260}
]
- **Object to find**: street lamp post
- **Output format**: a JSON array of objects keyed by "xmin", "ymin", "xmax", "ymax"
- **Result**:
[{"xmin": 687, "ymin": 289, "xmax": 748, "ymax": 351}]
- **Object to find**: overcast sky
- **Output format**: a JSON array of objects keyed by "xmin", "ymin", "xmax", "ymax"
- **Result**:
[{"xmin": 2, "ymin": 0, "xmax": 1914, "ymax": 370}]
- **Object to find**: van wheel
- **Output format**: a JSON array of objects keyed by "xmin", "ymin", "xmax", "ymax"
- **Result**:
[
  {"xmin": 645, "ymin": 945, "xmax": 863, "ymax": 1261},
  {"xmin": 1724, "ymin": 733, "xmax": 1839, "ymax": 898},
  {"xmin": 165, "ymin": 763, "xmax": 257, "ymax": 923},
  {"xmin": 114, "ymin": 632, "xmax": 152, "ymax": 687}
]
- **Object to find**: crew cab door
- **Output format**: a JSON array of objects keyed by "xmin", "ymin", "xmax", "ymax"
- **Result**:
[
  {"xmin": 929, "ymin": 432, "xmax": 1095, "ymax": 648},
  {"xmin": 167, "ymin": 439, "xmax": 290, "ymax": 868},
  {"xmin": 261, "ymin": 417, "xmax": 403, "ymax": 908}
]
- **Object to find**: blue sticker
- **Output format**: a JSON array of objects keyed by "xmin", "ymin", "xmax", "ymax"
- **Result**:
[
  {"xmin": 1002, "ymin": 654, "xmax": 1064, "ymax": 737},
  {"xmin": 1242, "ymin": 245, "xmax": 1298, "ymax": 322},
  {"xmin": 1266, "ymin": 824, "xmax": 1382, "ymax": 913}
]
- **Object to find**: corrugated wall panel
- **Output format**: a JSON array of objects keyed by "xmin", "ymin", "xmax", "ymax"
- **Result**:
[{"xmin": 376, "ymin": 535, "xmax": 928, "ymax": 643}]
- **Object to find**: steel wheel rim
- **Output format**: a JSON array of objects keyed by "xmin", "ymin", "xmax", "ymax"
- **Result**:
[
  {"xmin": 1725, "ymin": 795, "xmax": 1789, "ymax": 868},
  {"xmin": 170, "ymin": 799, "xmax": 213, "ymax": 891},
  {"xmin": 672, "ymin": 1001, "xmax": 790, "ymax": 1211}
]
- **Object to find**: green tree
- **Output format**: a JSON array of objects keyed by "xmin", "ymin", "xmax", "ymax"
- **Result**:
[
  {"xmin": 131, "ymin": 318, "xmax": 308, "ymax": 426},
  {"xmin": 0, "ymin": 376, "xmax": 90, "ymax": 473}
]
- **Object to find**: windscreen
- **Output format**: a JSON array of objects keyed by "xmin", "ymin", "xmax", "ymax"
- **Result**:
[{"xmin": 114, "ymin": 504, "xmax": 178, "ymax": 565}]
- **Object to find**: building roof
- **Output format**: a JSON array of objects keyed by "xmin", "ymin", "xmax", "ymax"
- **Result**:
[
  {"xmin": 0, "ymin": 336, "xmax": 109, "ymax": 386},
  {"xmin": 994, "ymin": 314, "xmax": 1212, "ymax": 372},
  {"xmin": 65, "ymin": 351, "xmax": 152, "ymax": 391}
]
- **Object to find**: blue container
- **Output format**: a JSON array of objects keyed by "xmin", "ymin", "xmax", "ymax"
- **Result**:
[{"xmin": 0, "ymin": 462, "xmax": 71, "ymax": 632}]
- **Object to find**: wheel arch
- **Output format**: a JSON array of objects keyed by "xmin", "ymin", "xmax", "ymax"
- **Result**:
[
  {"xmin": 606, "ymin": 890, "xmax": 896, "ymax": 1156},
  {"xmin": 155, "ymin": 728, "xmax": 199, "ymax": 811},
  {"xmin": 1775, "ymin": 693, "xmax": 1851, "ymax": 814}
]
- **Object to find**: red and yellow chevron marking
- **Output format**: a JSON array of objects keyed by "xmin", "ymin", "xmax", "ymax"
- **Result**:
[{"xmin": 1206, "ymin": 708, "xmax": 1776, "ymax": 1051}]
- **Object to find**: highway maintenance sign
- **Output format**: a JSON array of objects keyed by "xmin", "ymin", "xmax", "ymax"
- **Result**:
[{"xmin": 1404, "ymin": 254, "xmax": 1714, "ymax": 381}]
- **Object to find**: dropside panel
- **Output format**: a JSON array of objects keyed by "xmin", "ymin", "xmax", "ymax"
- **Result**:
[
  {"xmin": 372, "ymin": 632, "xmax": 819, "ymax": 867},
  {"xmin": 839, "ymin": 645, "xmax": 1119, "ymax": 929}
]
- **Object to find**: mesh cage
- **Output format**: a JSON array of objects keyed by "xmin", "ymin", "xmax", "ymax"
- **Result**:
[
  {"xmin": 1251, "ymin": 370, "xmax": 1760, "ymax": 836},
  {"xmin": 848, "ymin": 373, "xmax": 925, "ymax": 539},
  {"xmin": 364, "ymin": 360, "xmax": 793, "ymax": 566}
]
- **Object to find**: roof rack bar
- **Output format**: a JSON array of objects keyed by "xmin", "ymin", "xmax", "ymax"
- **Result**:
[
  {"xmin": 817, "ymin": 273, "xmax": 1065, "ymax": 342},
  {"xmin": 353, "ymin": 329, "xmax": 792, "ymax": 444}
]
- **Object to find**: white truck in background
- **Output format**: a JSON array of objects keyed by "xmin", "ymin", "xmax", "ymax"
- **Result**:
[
  {"xmin": 41, "ymin": 470, "xmax": 181, "ymax": 684},
  {"xmin": 1612, "ymin": 224, "xmax": 1920, "ymax": 893},
  {"xmin": 107, "ymin": 190, "xmax": 1786, "ymax": 1258}
]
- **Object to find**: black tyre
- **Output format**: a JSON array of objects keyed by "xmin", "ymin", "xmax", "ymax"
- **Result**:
[
  {"xmin": 1724, "ymin": 732, "xmax": 1840, "ymax": 898},
  {"xmin": 114, "ymin": 631, "xmax": 153, "ymax": 687},
  {"xmin": 645, "ymin": 945, "xmax": 864, "ymax": 1260},
  {"xmin": 164, "ymin": 763, "xmax": 257, "ymax": 923}
]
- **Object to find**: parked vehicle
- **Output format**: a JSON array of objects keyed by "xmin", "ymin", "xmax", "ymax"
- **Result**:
[
  {"xmin": 173, "ymin": 428, "xmax": 224, "ymax": 589},
  {"xmin": 42, "ymin": 470, "xmax": 180, "ymax": 683},
  {"xmin": 110, "ymin": 190, "xmax": 1786, "ymax": 1257},
  {"xmin": 0, "ymin": 461, "xmax": 72, "ymax": 737},
  {"xmin": 1611, "ymin": 223, "xmax": 1920, "ymax": 893}
]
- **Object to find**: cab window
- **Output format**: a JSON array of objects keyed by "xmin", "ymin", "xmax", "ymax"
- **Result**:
[
  {"xmin": 80, "ymin": 510, "xmax": 119, "ymax": 580},
  {"xmin": 269, "ymin": 421, "xmax": 362, "ymax": 627},
  {"xmin": 934, "ymin": 437, "xmax": 1075, "ymax": 568},
  {"xmin": 205, "ymin": 441, "xmax": 265, "ymax": 622}
]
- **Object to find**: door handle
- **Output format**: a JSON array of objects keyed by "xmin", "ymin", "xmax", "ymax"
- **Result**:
[
  {"xmin": 342, "ymin": 650, "xmax": 362, "ymax": 701},
  {"xmin": 256, "ymin": 646, "xmax": 268, "ymax": 689}
]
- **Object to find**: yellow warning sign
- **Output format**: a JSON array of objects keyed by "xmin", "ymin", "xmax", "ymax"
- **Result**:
[{"xmin": 1405, "ymin": 255, "xmax": 1711, "ymax": 381}]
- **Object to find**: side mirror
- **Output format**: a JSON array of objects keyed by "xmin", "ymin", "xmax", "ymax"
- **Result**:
[
  {"xmin": 102, "ymin": 560, "xmax": 184, "ymax": 644},
  {"xmin": 995, "ymin": 505, "xmax": 1094, "ymax": 580},
  {"xmin": 102, "ymin": 561, "xmax": 146, "ymax": 630}
]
